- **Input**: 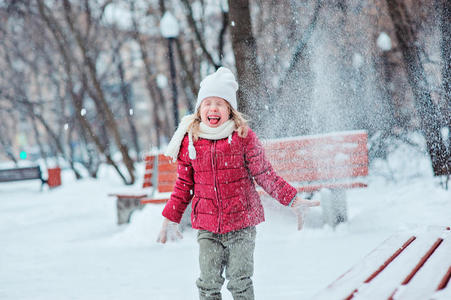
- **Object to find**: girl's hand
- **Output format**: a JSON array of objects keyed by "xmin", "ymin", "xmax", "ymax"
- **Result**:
[
  {"xmin": 157, "ymin": 218, "xmax": 183, "ymax": 243},
  {"xmin": 290, "ymin": 197, "xmax": 320, "ymax": 230}
]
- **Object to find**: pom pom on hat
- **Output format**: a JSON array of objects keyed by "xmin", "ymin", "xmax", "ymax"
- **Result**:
[{"xmin": 195, "ymin": 67, "xmax": 238, "ymax": 111}]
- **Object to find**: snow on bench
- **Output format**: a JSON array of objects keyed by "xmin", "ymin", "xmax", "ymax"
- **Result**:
[
  {"xmin": 259, "ymin": 130, "xmax": 369, "ymax": 227},
  {"xmin": 313, "ymin": 226, "xmax": 451, "ymax": 300}
]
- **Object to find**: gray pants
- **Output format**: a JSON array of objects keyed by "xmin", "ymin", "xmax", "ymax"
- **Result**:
[{"xmin": 196, "ymin": 226, "xmax": 256, "ymax": 300}]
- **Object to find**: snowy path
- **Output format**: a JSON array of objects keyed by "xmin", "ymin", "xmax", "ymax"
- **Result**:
[{"xmin": 1, "ymin": 163, "xmax": 450, "ymax": 300}]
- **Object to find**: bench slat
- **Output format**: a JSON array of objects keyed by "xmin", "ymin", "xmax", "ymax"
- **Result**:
[
  {"xmin": 265, "ymin": 144, "xmax": 367, "ymax": 163},
  {"xmin": 392, "ymin": 231, "xmax": 451, "ymax": 300},
  {"xmin": 267, "ymin": 153, "xmax": 368, "ymax": 173},
  {"xmin": 432, "ymin": 265, "xmax": 451, "ymax": 299},
  {"xmin": 144, "ymin": 162, "xmax": 154, "ymax": 171},
  {"xmin": 258, "ymin": 182, "xmax": 367, "ymax": 196},
  {"xmin": 276, "ymin": 165, "xmax": 368, "ymax": 182},
  {"xmin": 108, "ymin": 193, "xmax": 148, "ymax": 200},
  {"xmin": 144, "ymin": 155, "xmax": 154, "ymax": 162},
  {"xmin": 140, "ymin": 191, "xmax": 171, "ymax": 204},
  {"xmin": 437, "ymin": 266, "xmax": 451, "ymax": 290},
  {"xmin": 432, "ymin": 286, "xmax": 451, "ymax": 299},
  {"xmin": 158, "ymin": 172, "xmax": 178, "ymax": 183},
  {"xmin": 296, "ymin": 182, "xmax": 367, "ymax": 193},
  {"xmin": 262, "ymin": 131, "xmax": 368, "ymax": 151},
  {"xmin": 141, "ymin": 198, "xmax": 168, "ymax": 204},
  {"xmin": 158, "ymin": 183, "xmax": 176, "ymax": 193},
  {"xmin": 313, "ymin": 233, "xmax": 414, "ymax": 300},
  {"xmin": 143, "ymin": 173, "xmax": 153, "ymax": 180},
  {"xmin": 352, "ymin": 234, "xmax": 441, "ymax": 299},
  {"xmin": 157, "ymin": 163, "xmax": 178, "ymax": 172},
  {"xmin": 142, "ymin": 155, "xmax": 155, "ymax": 188}
]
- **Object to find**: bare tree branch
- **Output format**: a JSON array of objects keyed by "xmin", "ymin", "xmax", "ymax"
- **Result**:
[
  {"xmin": 276, "ymin": 0, "xmax": 322, "ymax": 95},
  {"xmin": 181, "ymin": 0, "xmax": 220, "ymax": 68}
]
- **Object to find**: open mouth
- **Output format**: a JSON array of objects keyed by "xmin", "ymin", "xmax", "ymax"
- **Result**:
[{"xmin": 207, "ymin": 115, "xmax": 221, "ymax": 125}]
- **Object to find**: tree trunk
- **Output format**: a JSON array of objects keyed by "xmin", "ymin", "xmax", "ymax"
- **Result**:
[
  {"xmin": 440, "ymin": 0, "xmax": 450, "ymax": 133},
  {"xmin": 386, "ymin": 0, "xmax": 450, "ymax": 176},
  {"xmin": 130, "ymin": 1, "xmax": 171, "ymax": 146},
  {"xmin": 174, "ymin": 38, "xmax": 196, "ymax": 113},
  {"xmin": 134, "ymin": 31, "xmax": 168, "ymax": 147},
  {"xmin": 29, "ymin": 113, "xmax": 49, "ymax": 169},
  {"xmin": 117, "ymin": 57, "xmax": 141, "ymax": 158},
  {"xmin": 75, "ymin": 118, "xmax": 100, "ymax": 178},
  {"xmin": 66, "ymin": 120, "xmax": 83, "ymax": 180},
  {"xmin": 228, "ymin": 0, "xmax": 271, "ymax": 136},
  {"xmin": 0, "ymin": 119, "xmax": 18, "ymax": 165}
]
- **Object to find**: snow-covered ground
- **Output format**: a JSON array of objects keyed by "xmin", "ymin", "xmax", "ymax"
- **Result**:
[{"xmin": 1, "ymin": 137, "xmax": 450, "ymax": 300}]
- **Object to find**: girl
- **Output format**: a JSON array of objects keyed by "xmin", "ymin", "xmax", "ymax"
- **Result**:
[{"xmin": 157, "ymin": 67, "xmax": 319, "ymax": 300}]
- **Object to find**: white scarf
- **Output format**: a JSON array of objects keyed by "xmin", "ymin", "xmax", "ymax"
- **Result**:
[{"xmin": 164, "ymin": 114, "xmax": 236, "ymax": 162}]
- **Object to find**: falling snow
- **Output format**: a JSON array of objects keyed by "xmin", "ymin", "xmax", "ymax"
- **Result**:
[
  {"xmin": 377, "ymin": 32, "xmax": 392, "ymax": 51},
  {"xmin": 0, "ymin": 138, "xmax": 450, "ymax": 299}
]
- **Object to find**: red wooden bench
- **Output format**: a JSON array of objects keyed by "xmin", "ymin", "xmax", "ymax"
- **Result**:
[
  {"xmin": 259, "ymin": 130, "xmax": 368, "ymax": 227},
  {"xmin": 112, "ymin": 130, "xmax": 368, "ymax": 226},
  {"xmin": 0, "ymin": 165, "xmax": 62, "ymax": 190},
  {"xmin": 139, "ymin": 154, "xmax": 177, "ymax": 205},
  {"xmin": 109, "ymin": 154, "xmax": 177, "ymax": 225},
  {"xmin": 313, "ymin": 226, "xmax": 451, "ymax": 299}
]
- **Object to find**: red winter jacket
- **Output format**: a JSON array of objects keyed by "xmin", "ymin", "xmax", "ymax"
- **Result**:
[{"xmin": 162, "ymin": 128, "xmax": 297, "ymax": 234}]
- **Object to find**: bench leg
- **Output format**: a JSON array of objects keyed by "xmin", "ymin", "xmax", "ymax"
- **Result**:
[
  {"xmin": 321, "ymin": 189, "xmax": 348, "ymax": 228},
  {"xmin": 116, "ymin": 198, "xmax": 144, "ymax": 225}
]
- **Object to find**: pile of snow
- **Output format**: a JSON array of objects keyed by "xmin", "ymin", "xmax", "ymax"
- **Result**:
[{"xmin": 1, "ymin": 134, "xmax": 450, "ymax": 300}]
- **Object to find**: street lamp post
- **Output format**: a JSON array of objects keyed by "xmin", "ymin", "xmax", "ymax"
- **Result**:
[{"xmin": 160, "ymin": 11, "xmax": 180, "ymax": 128}]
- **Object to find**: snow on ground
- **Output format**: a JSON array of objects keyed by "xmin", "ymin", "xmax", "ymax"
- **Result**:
[{"xmin": 1, "ymin": 138, "xmax": 450, "ymax": 300}]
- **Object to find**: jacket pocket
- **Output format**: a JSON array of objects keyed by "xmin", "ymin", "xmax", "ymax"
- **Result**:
[
  {"xmin": 223, "ymin": 195, "xmax": 247, "ymax": 214},
  {"xmin": 195, "ymin": 198, "xmax": 218, "ymax": 215}
]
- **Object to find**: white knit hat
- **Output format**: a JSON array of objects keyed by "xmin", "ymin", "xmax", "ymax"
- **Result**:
[{"xmin": 195, "ymin": 67, "xmax": 238, "ymax": 111}]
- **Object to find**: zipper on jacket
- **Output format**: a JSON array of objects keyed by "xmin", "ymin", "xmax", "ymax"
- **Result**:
[{"xmin": 211, "ymin": 140, "xmax": 222, "ymax": 232}]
